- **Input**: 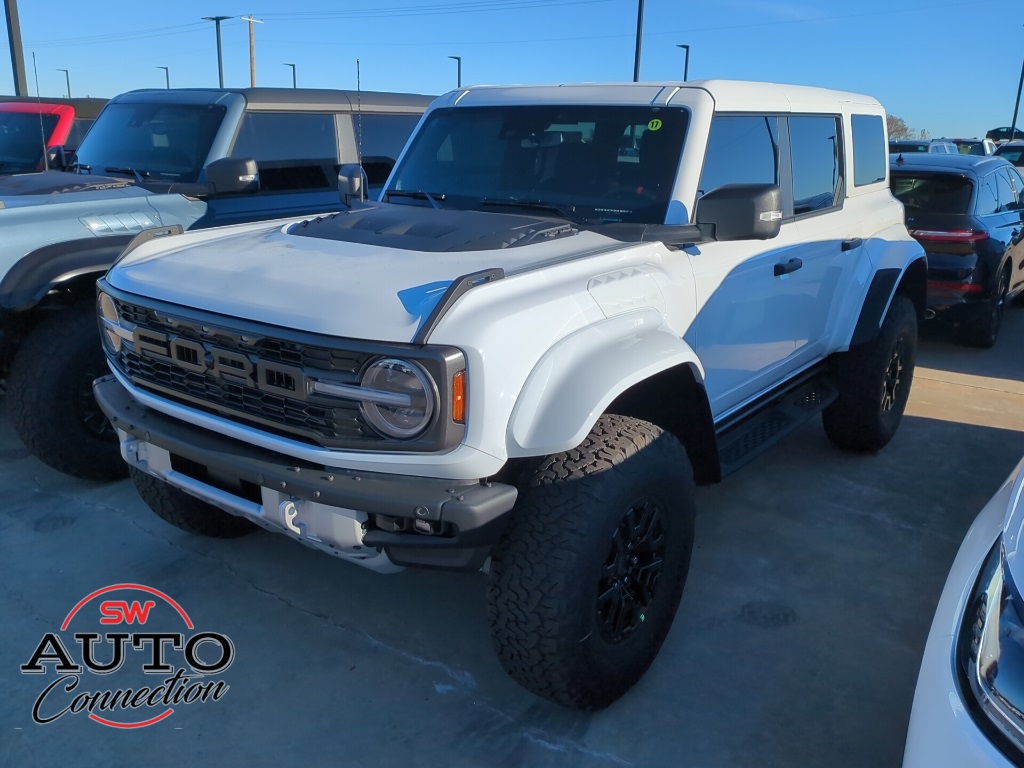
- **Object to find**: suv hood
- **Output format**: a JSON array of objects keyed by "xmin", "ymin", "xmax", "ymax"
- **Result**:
[
  {"xmin": 107, "ymin": 204, "xmax": 633, "ymax": 343},
  {"xmin": 0, "ymin": 170, "xmax": 140, "ymax": 202}
]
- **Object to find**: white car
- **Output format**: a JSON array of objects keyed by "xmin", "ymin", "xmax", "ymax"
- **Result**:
[{"xmin": 903, "ymin": 456, "xmax": 1024, "ymax": 766}]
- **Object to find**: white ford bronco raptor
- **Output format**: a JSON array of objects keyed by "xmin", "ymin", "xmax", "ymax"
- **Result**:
[{"xmin": 93, "ymin": 80, "xmax": 927, "ymax": 709}]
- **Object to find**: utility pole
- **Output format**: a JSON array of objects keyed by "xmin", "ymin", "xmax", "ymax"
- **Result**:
[
  {"xmin": 633, "ymin": 0, "xmax": 644, "ymax": 82},
  {"xmin": 1012, "ymin": 53, "xmax": 1024, "ymax": 141},
  {"xmin": 4, "ymin": 0, "xmax": 28, "ymax": 96},
  {"xmin": 57, "ymin": 68, "xmax": 70, "ymax": 97},
  {"xmin": 202, "ymin": 15, "xmax": 231, "ymax": 88},
  {"xmin": 241, "ymin": 15, "xmax": 263, "ymax": 87},
  {"xmin": 158, "ymin": 66, "xmax": 170, "ymax": 88},
  {"xmin": 284, "ymin": 62, "xmax": 296, "ymax": 88},
  {"xmin": 448, "ymin": 55, "xmax": 462, "ymax": 88},
  {"xmin": 677, "ymin": 44, "xmax": 690, "ymax": 81}
]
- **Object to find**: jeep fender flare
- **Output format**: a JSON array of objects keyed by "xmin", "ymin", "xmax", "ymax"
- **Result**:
[
  {"xmin": 506, "ymin": 308, "xmax": 706, "ymax": 457},
  {"xmin": 849, "ymin": 236, "xmax": 927, "ymax": 347},
  {"xmin": 0, "ymin": 235, "xmax": 135, "ymax": 312}
]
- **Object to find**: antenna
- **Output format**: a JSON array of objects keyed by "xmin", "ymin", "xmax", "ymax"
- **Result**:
[
  {"xmin": 32, "ymin": 52, "xmax": 48, "ymax": 171},
  {"xmin": 355, "ymin": 58, "xmax": 364, "ymax": 201}
]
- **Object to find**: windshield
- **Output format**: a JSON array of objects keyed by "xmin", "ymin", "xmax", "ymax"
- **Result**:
[
  {"xmin": 387, "ymin": 105, "xmax": 688, "ymax": 224},
  {"xmin": 73, "ymin": 102, "xmax": 227, "ymax": 183},
  {"xmin": 0, "ymin": 112, "xmax": 59, "ymax": 172}
]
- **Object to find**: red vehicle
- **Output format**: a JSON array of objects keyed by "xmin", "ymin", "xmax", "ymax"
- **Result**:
[{"xmin": 0, "ymin": 97, "xmax": 106, "ymax": 174}]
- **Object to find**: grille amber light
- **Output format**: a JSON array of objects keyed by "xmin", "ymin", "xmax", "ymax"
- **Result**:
[{"xmin": 452, "ymin": 370, "xmax": 466, "ymax": 423}]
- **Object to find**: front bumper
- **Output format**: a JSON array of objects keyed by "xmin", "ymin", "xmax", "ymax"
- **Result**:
[{"xmin": 94, "ymin": 375, "xmax": 518, "ymax": 572}]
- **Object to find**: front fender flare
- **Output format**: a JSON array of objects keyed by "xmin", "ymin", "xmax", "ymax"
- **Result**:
[
  {"xmin": 0, "ymin": 235, "xmax": 135, "ymax": 311},
  {"xmin": 507, "ymin": 309, "xmax": 704, "ymax": 457}
]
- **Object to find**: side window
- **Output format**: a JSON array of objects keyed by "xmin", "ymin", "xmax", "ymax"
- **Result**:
[
  {"xmin": 231, "ymin": 112, "xmax": 339, "ymax": 191},
  {"xmin": 995, "ymin": 168, "xmax": 1017, "ymax": 212},
  {"xmin": 352, "ymin": 113, "xmax": 423, "ymax": 186},
  {"xmin": 698, "ymin": 115, "xmax": 779, "ymax": 198},
  {"xmin": 975, "ymin": 174, "xmax": 999, "ymax": 215},
  {"xmin": 851, "ymin": 114, "xmax": 885, "ymax": 186},
  {"xmin": 790, "ymin": 115, "xmax": 841, "ymax": 214}
]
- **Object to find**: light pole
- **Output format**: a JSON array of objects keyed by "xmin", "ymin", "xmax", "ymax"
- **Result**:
[
  {"xmin": 158, "ymin": 66, "xmax": 170, "ymax": 89},
  {"xmin": 57, "ymin": 68, "xmax": 70, "ymax": 97},
  {"xmin": 241, "ymin": 15, "xmax": 264, "ymax": 87},
  {"xmin": 284, "ymin": 63, "xmax": 296, "ymax": 88},
  {"xmin": 677, "ymin": 44, "xmax": 690, "ymax": 81},
  {"xmin": 1012, "ymin": 54, "xmax": 1024, "ymax": 141},
  {"xmin": 202, "ymin": 15, "xmax": 231, "ymax": 88},
  {"xmin": 448, "ymin": 55, "xmax": 462, "ymax": 88},
  {"xmin": 633, "ymin": 0, "xmax": 644, "ymax": 82}
]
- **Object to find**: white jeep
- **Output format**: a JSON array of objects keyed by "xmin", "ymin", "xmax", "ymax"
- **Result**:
[{"xmin": 94, "ymin": 80, "xmax": 927, "ymax": 710}]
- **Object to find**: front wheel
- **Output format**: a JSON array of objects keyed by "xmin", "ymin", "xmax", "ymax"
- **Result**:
[
  {"xmin": 7, "ymin": 305, "xmax": 127, "ymax": 480},
  {"xmin": 822, "ymin": 295, "xmax": 917, "ymax": 453},
  {"xmin": 487, "ymin": 414, "xmax": 695, "ymax": 710}
]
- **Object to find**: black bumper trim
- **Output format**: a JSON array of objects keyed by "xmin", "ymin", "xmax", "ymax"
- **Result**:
[{"xmin": 94, "ymin": 375, "xmax": 518, "ymax": 547}]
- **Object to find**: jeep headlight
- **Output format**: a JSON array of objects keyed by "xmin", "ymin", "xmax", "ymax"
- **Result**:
[
  {"xmin": 958, "ymin": 465, "xmax": 1024, "ymax": 759},
  {"xmin": 358, "ymin": 358, "xmax": 435, "ymax": 439},
  {"xmin": 97, "ymin": 290, "xmax": 127, "ymax": 355}
]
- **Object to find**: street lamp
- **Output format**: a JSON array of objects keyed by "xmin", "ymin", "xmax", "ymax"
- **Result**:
[
  {"xmin": 1012, "ymin": 54, "xmax": 1024, "ymax": 141},
  {"xmin": 202, "ymin": 15, "xmax": 231, "ymax": 88},
  {"xmin": 677, "ymin": 44, "xmax": 690, "ymax": 81},
  {"xmin": 158, "ymin": 66, "xmax": 170, "ymax": 89},
  {"xmin": 284, "ymin": 63, "xmax": 296, "ymax": 88},
  {"xmin": 57, "ymin": 68, "xmax": 70, "ymax": 98},
  {"xmin": 448, "ymin": 55, "xmax": 462, "ymax": 88},
  {"xmin": 633, "ymin": 0, "xmax": 644, "ymax": 82}
]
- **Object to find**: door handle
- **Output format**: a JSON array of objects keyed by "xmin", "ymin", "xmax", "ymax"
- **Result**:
[
  {"xmin": 841, "ymin": 237, "xmax": 863, "ymax": 251},
  {"xmin": 774, "ymin": 258, "xmax": 803, "ymax": 276}
]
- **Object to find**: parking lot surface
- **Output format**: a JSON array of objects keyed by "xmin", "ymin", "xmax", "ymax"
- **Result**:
[{"xmin": 3, "ymin": 309, "xmax": 1023, "ymax": 768}]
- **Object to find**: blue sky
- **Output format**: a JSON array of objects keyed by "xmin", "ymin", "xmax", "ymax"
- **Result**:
[{"xmin": 1, "ymin": 0, "xmax": 1022, "ymax": 139}]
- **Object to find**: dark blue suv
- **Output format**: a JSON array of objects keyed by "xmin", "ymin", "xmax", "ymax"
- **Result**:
[{"xmin": 890, "ymin": 153, "xmax": 1024, "ymax": 347}]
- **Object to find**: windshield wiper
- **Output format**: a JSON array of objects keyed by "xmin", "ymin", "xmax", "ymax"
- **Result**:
[
  {"xmin": 103, "ymin": 167, "xmax": 149, "ymax": 183},
  {"xmin": 481, "ymin": 198, "xmax": 585, "ymax": 224},
  {"xmin": 384, "ymin": 189, "xmax": 445, "ymax": 208}
]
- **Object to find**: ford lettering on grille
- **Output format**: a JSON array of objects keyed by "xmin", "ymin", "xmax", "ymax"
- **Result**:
[{"xmin": 132, "ymin": 327, "xmax": 308, "ymax": 400}]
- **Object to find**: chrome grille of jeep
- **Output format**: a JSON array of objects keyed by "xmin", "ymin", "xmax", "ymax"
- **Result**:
[{"xmin": 110, "ymin": 298, "xmax": 382, "ymax": 448}]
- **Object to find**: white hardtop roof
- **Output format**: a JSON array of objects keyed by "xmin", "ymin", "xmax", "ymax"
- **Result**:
[{"xmin": 440, "ymin": 79, "xmax": 882, "ymax": 113}]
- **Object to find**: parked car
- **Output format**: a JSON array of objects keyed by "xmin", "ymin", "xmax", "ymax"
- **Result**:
[
  {"xmin": 952, "ymin": 137, "xmax": 998, "ymax": 156},
  {"xmin": 986, "ymin": 126, "xmax": 1022, "ymax": 144},
  {"xmin": 994, "ymin": 140, "xmax": 1024, "ymax": 168},
  {"xmin": 0, "ymin": 86, "xmax": 433, "ymax": 481},
  {"xmin": 902, "ymin": 454, "xmax": 1024, "ymax": 767},
  {"xmin": 0, "ymin": 97, "xmax": 106, "ymax": 174},
  {"xmin": 890, "ymin": 139, "xmax": 959, "ymax": 154},
  {"xmin": 889, "ymin": 153, "xmax": 1024, "ymax": 347}
]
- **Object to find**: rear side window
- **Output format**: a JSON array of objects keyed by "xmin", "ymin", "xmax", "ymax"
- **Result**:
[
  {"xmin": 890, "ymin": 172, "xmax": 974, "ymax": 214},
  {"xmin": 851, "ymin": 114, "xmax": 885, "ymax": 186},
  {"xmin": 232, "ymin": 112, "xmax": 339, "ymax": 191},
  {"xmin": 995, "ymin": 169, "xmax": 1018, "ymax": 212},
  {"xmin": 352, "ymin": 113, "xmax": 422, "ymax": 186},
  {"xmin": 790, "ymin": 115, "xmax": 841, "ymax": 213},
  {"xmin": 698, "ymin": 115, "xmax": 779, "ymax": 197}
]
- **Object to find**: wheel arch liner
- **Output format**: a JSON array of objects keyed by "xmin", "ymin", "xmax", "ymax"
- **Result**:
[
  {"xmin": 507, "ymin": 309, "xmax": 706, "ymax": 457},
  {"xmin": 0, "ymin": 235, "xmax": 135, "ymax": 311}
]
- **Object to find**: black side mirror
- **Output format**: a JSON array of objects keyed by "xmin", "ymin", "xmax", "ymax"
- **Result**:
[
  {"xmin": 696, "ymin": 183, "xmax": 783, "ymax": 241},
  {"xmin": 44, "ymin": 145, "xmax": 68, "ymax": 171},
  {"xmin": 206, "ymin": 157, "xmax": 259, "ymax": 195}
]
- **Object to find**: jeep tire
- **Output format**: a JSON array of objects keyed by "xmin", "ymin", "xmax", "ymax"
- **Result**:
[
  {"xmin": 8, "ymin": 304, "xmax": 127, "ymax": 481},
  {"xmin": 822, "ymin": 295, "xmax": 917, "ymax": 453},
  {"xmin": 130, "ymin": 467, "xmax": 257, "ymax": 538},
  {"xmin": 961, "ymin": 266, "xmax": 1009, "ymax": 349},
  {"xmin": 487, "ymin": 414, "xmax": 695, "ymax": 710}
]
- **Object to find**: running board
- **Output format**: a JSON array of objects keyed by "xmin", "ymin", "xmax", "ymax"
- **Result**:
[{"xmin": 715, "ymin": 374, "xmax": 838, "ymax": 477}]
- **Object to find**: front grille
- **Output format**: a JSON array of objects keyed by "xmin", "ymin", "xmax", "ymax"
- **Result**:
[{"xmin": 111, "ymin": 298, "xmax": 384, "ymax": 448}]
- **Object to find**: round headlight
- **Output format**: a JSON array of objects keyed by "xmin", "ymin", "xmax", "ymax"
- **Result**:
[
  {"xmin": 359, "ymin": 358, "xmax": 435, "ymax": 439},
  {"xmin": 97, "ymin": 292, "xmax": 122, "ymax": 355}
]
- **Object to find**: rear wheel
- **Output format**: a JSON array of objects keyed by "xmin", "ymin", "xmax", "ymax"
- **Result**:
[
  {"xmin": 487, "ymin": 414, "xmax": 695, "ymax": 710},
  {"xmin": 7, "ymin": 305, "xmax": 127, "ymax": 481},
  {"xmin": 823, "ymin": 296, "xmax": 917, "ymax": 453},
  {"xmin": 961, "ymin": 267, "xmax": 1009, "ymax": 349}
]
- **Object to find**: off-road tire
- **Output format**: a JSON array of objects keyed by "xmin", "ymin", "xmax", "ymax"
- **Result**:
[
  {"xmin": 823, "ymin": 295, "xmax": 917, "ymax": 453},
  {"xmin": 961, "ymin": 267, "xmax": 1008, "ymax": 349},
  {"xmin": 130, "ymin": 467, "xmax": 257, "ymax": 538},
  {"xmin": 7, "ymin": 305, "xmax": 127, "ymax": 481},
  {"xmin": 487, "ymin": 414, "xmax": 695, "ymax": 710}
]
